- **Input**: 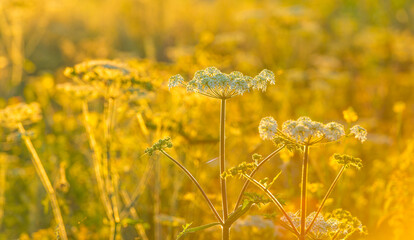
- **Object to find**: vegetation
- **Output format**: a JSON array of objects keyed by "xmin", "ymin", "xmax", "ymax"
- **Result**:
[{"xmin": 0, "ymin": 0, "xmax": 413, "ymax": 239}]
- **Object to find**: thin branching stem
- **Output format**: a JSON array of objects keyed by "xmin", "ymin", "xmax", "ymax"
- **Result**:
[
  {"xmin": 306, "ymin": 166, "xmax": 346, "ymax": 234},
  {"xmin": 233, "ymin": 145, "xmax": 285, "ymax": 211},
  {"xmin": 120, "ymin": 162, "xmax": 154, "ymax": 218},
  {"xmin": 82, "ymin": 101, "xmax": 114, "ymax": 221},
  {"xmin": 120, "ymin": 190, "xmax": 149, "ymax": 240},
  {"xmin": 160, "ymin": 150, "xmax": 224, "ymax": 225},
  {"xmin": 242, "ymin": 174, "xmax": 300, "ymax": 237},
  {"xmin": 17, "ymin": 123, "xmax": 68, "ymax": 240}
]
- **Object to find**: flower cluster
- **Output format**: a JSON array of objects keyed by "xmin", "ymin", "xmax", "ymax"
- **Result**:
[
  {"xmin": 0, "ymin": 103, "xmax": 42, "ymax": 128},
  {"xmin": 350, "ymin": 125, "xmax": 367, "ymax": 143},
  {"xmin": 333, "ymin": 154, "xmax": 363, "ymax": 169},
  {"xmin": 145, "ymin": 137, "xmax": 173, "ymax": 156},
  {"xmin": 168, "ymin": 67, "xmax": 276, "ymax": 99},
  {"xmin": 258, "ymin": 116, "xmax": 367, "ymax": 146},
  {"xmin": 221, "ymin": 161, "xmax": 257, "ymax": 179},
  {"xmin": 258, "ymin": 117, "xmax": 278, "ymax": 140},
  {"xmin": 56, "ymin": 82, "xmax": 98, "ymax": 99},
  {"xmin": 326, "ymin": 209, "xmax": 367, "ymax": 238},
  {"xmin": 305, "ymin": 212, "xmax": 340, "ymax": 239},
  {"xmin": 242, "ymin": 192, "xmax": 271, "ymax": 208},
  {"xmin": 63, "ymin": 60, "xmax": 152, "ymax": 98},
  {"xmin": 323, "ymin": 122, "xmax": 346, "ymax": 141}
]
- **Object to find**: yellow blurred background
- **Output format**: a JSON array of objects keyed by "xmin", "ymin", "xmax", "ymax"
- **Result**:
[{"xmin": 0, "ymin": 0, "xmax": 413, "ymax": 239}]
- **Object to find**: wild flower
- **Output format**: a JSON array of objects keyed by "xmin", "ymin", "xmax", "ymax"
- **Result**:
[
  {"xmin": 258, "ymin": 117, "xmax": 278, "ymax": 140},
  {"xmin": 333, "ymin": 154, "xmax": 363, "ymax": 169},
  {"xmin": 259, "ymin": 116, "xmax": 365, "ymax": 147},
  {"xmin": 63, "ymin": 60, "xmax": 152, "ymax": 98},
  {"xmin": 151, "ymin": 66, "xmax": 279, "ymax": 240},
  {"xmin": 221, "ymin": 116, "xmax": 367, "ymax": 239},
  {"xmin": 323, "ymin": 122, "xmax": 346, "ymax": 141},
  {"xmin": 168, "ymin": 67, "xmax": 276, "ymax": 99},
  {"xmin": 280, "ymin": 210, "xmax": 365, "ymax": 239},
  {"xmin": 145, "ymin": 137, "xmax": 173, "ymax": 156},
  {"xmin": 0, "ymin": 102, "xmax": 41, "ymax": 129},
  {"xmin": 349, "ymin": 125, "xmax": 367, "ymax": 143},
  {"xmin": 0, "ymin": 102, "xmax": 68, "ymax": 240},
  {"xmin": 342, "ymin": 107, "xmax": 358, "ymax": 123},
  {"xmin": 56, "ymin": 82, "xmax": 98, "ymax": 99},
  {"xmin": 326, "ymin": 209, "xmax": 367, "ymax": 239}
]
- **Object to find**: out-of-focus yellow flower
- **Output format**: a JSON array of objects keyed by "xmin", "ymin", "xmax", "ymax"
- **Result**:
[
  {"xmin": 393, "ymin": 101, "xmax": 406, "ymax": 113},
  {"xmin": 343, "ymin": 107, "xmax": 358, "ymax": 123}
]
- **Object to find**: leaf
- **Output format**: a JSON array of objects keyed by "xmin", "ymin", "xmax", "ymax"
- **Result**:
[
  {"xmin": 266, "ymin": 170, "xmax": 282, "ymax": 189},
  {"xmin": 176, "ymin": 222, "xmax": 221, "ymax": 239},
  {"xmin": 225, "ymin": 202, "xmax": 253, "ymax": 226}
]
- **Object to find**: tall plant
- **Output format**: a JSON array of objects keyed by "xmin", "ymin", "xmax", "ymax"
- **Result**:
[
  {"xmin": 146, "ymin": 66, "xmax": 279, "ymax": 239},
  {"xmin": 225, "ymin": 116, "xmax": 368, "ymax": 239}
]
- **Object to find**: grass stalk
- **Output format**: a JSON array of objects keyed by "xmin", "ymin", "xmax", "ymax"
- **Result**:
[{"xmin": 17, "ymin": 123, "xmax": 68, "ymax": 240}]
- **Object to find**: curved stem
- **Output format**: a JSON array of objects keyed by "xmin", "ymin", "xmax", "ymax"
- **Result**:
[
  {"xmin": 243, "ymin": 174, "xmax": 300, "ymax": 237},
  {"xmin": 160, "ymin": 150, "xmax": 224, "ymax": 225},
  {"xmin": 300, "ymin": 145, "xmax": 309, "ymax": 238},
  {"xmin": 306, "ymin": 166, "xmax": 346, "ymax": 234},
  {"xmin": 233, "ymin": 145, "xmax": 285, "ymax": 211},
  {"xmin": 17, "ymin": 123, "xmax": 68, "ymax": 240}
]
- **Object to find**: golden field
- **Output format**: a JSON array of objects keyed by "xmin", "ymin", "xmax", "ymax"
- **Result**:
[{"xmin": 0, "ymin": 0, "xmax": 413, "ymax": 239}]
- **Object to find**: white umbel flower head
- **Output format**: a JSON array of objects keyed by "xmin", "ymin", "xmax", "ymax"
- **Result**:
[
  {"xmin": 281, "ymin": 211, "xmax": 340, "ymax": 239},
  {"xmin": 323, "ymin": 122, "xmax": 345, "ymax": 141},
  {"xmin": 281, "ymin": 117, "xmax": 325, "ymax": 143},
  {"xmin": 168, "ymin": 67, "xmax": 276, "ymax": 99},
  {"xmin": 258, "ymin": 117, "xmax": 278, "ymax": 140},
  {"xmin": 168, "ymin": 74, "xmax": 185, "ymax": 89},
  {"xmin": 349, "ymin": 125, "xmax": 367, "ymax": 143}
]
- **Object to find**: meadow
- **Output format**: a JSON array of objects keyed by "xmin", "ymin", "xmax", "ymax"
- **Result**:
[{"xmin": 0, "ymin": 0, "xmax": 413, "ymax": 239}]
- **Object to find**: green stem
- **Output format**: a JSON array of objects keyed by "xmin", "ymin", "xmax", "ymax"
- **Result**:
[
  {"xmin": 220, "ymin": 99, "xmax": 228, "ymax": 221},
  {"xmin": 160, "ymin": 150, "xmax": 224, "ymax": 225},
  {"xmin": 300, "ymin": 145, "xmax": 309, "ymax": 238},
  {"xmin": 18, "ymin": 123, "xmax": 68, "ymax": 240},
  {"xmin": 306, "ymin": 166, "xmax": 346, "ymax": 234},
  {"xmin": 220, "ymin": 99, "xmax": 229, "ymax": 240},
  {"xmin": 233, "ymin": 145, "xmax": 285, "ymax": 211},
  {"xmin": 222, "ymin": 225, "xmax": 230, "ymax": 240}
]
